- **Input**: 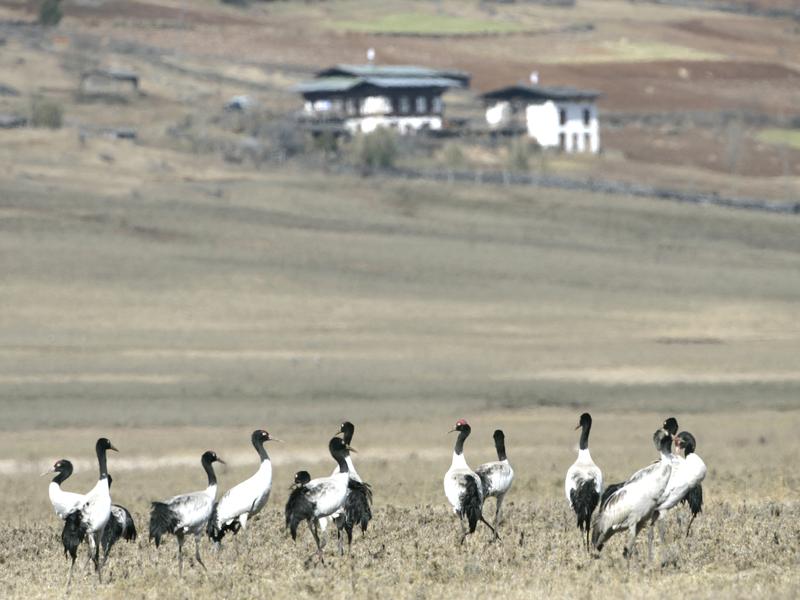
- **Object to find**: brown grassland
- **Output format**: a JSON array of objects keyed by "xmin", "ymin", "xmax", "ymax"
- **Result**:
[{"xmin": 1, "ymin": 0, "xmax": 799, "ymax": 598}]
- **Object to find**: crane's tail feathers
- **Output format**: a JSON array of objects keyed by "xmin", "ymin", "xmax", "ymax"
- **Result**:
[
  {"xmin": 149, "ymin": 502, "xmax": 179, "ymax": 548},
  {"xmin": 477, "ymin": 472, "xmax": 492, "ymax": 499},
  {"xmin": 571, "ymin": 480, "xmax": 600, "ymax": 532},
  {"xmin": 284, "ymin": 487, "xmax": 315, "ymax": 541},
  {"xmin": 61, "ymin": 510, "xmax": 86, "ymax": 561},
  {"xmin": 682, "ymin": 484, "xmax": 703, "ymax": 516},
  {"xmin": 206, "ymin": 503, "xmax": 241, "ymax": 543},
  {"xmin": 600, "ymin": 482, "xmax": 624, "ymax": 508},
  {"xmin": 460, "ymin": 477, "xmax": 482, "ymax": 534},
  {"xmin": 123, "ymin": 509, "xmax": 138, "ymax": 542},
  {"xmin": 345, "ymin": 480, "xmax": 373, "ymax": 535}
]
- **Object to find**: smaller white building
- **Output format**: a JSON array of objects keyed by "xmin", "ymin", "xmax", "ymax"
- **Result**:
[{"xmin": 482, "ymin": 84, "xmax": 601, "ymax": 153}]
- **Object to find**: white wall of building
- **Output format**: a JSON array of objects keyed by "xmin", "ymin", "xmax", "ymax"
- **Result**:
[
  {"xmin": 526, "ymin": 100, "xmax": 599, "ymax": 153},
  {"xmin": 485, "ymin": 99, "xmax": 600, "ymax": 153},
  {"xmin": 345, "ymin": 115, "xmax": 443, "ymax": 135},
  {"xmin": 486, "ymin": 101, "xmax": 511, "ymax": 127}
]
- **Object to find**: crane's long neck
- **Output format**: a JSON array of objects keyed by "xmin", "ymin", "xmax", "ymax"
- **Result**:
[
  {"xmin": 202, "ymin": 458, "xmax": 217, "ymax": 487},
  {"xmin": 253, "ymin": 438, "xmax": 269, "ymax": 462},
  {"xmin": 96, "ymin": 445, "xmax": 109, "ymax": 480},
  {"xmin": 579, "ymin": 423, "xmax": 591, "ymax": 451},
  {"xmin": 451, "ymin": 429, "xmax": 470, "ymax": 469},
  {"xmin": 495, "ymin": 438, "xmax": 507, "ymax": 462},
  {"xmin": 334, "ymin": 452, "xmax": 349, "ymax": 474}
]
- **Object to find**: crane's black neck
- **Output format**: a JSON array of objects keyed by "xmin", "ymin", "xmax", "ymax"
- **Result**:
[
  {"xmin": 579, "ymin": 422, "xmax": 591, "ymax": 451},
  {"xmin": 334, "ymin": 452, "xmax": 349, "ymax": 474},
  {"xmin": 659, "ymin": 434, "xmax": 673, "ymax": 456},
  {"xmin": 252, "ymin": 436, "xmax": 269, "ymax": 462},
  {"xmin": 495, "ymin": 438, "xmax": 507, "ymax": 461},
  {"xmin": 454, "ymin": 427, "xmax": 470, "ymax": 456},
  {"xmin": 202, "ymin": 456, "xmax": 218, "ymax": 486},
  {"xmin": 53, "ymin": 464, "xmax": 73, "ymax": 485},
  {"xmin": 96, "ymin": 443, "xmax": 109, "ymax": 480}
]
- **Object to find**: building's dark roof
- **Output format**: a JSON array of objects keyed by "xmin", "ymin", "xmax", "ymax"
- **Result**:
[
  {"xmin": 481, "ymin": 84, "xmax": 600, "ymax": 102},
  {"xmin": 314, "ymin": 64, "xmax": 470, "ymax": 87},
  {"xmin": 295, "ymin": 76, "xmax": 463, "ymax": 95}
]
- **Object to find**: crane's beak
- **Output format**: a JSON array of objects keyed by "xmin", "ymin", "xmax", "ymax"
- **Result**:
[
  {"xmin": 40, "ymin": 467, "xmax": 55, "ymax": 477},
  {"xmin": 109, "ymin": 444, "xmax": 119, "ymax": 452},
  {"xmin": 269, "ymin": 437, "xmax": 284, "ymax": 443},
  {"xmin": 346, "ymin": 445, "xmax": 357, "ymax": 454},
  {"xmin": 334, "ymin": 430, "xmax": 344, "ymax": 436},
  {"xmin": 575, "ymin": 424, "xmax": 581, "ymax": 430},
  {"xmin": 217, "ymin": 457, "xmax": 227, "ymax": 465},
  {"xmin": 448, "ymin": 428, "xmax": 457, "ymax": 434}
]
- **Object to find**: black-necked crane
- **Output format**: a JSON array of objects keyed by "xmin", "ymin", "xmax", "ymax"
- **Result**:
[
  {"xmin": 592, "ymin": 429, "xmax": 674, "ymax": 561},
  {"xmin": 43, "ymin": 459, "xmax": 84, "ymax": 520},
  {"xmin": 676, "ymin": 431, "xmax": 706, "ymax": 537},
  {"xmin": 601, "ymin": 416, "xmax": 679, "ymax": 507},
  {"xmin": 475, "ymin": 429, "xmax": 514, "ymax": 530},
  {"xmin": 443, "ymin": 419, "xmax": 498, "ymax": 544},
  {"xmin": 149, "ymin": 450, "xmax": 224, "ymax": 576},
  {"xmin": 645, "ymin": 429, "xmax": 707, "ymax": 558},
  {"xmin": 565, "ymin": 413, "xmax": 603, "ymax": 551},
  {"xmin": 61, "ymin": 437, "xmax": 118, "ymax": 587},
  {"xmin": 284, "ymin": 437, "xmax": 351, "ymax": 564},
  {"xmin": 328, "ymin": 421, "xmax": 373, "ymax": 553},
  {"xmin": 101, "ymin": 474, "xmax": 137, "ymax": 560},
  {"xmin": 208, "ymin": 430, "xmax": 278, "ymax": 546}
]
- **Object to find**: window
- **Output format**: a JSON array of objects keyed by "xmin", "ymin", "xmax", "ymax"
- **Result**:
[
  {"xmin": 432, "ymin": 96, "xmax": 443, "ymax": 113},
  {"xmin": 559, "ymin": 108, "xmax": 567, "ymax": 126},
  {"xmin": 399, "ymin": 96, "xmax": 410, "ymax": 114},
  {"xmin": 346, "ymin": 99, "xmax": 356, "ymax": 115},
  {"xmin": 583, "ymin": 108, "xmax": 591, "ymax": 126},
  {"xmin": 559, "ymin": 133, "xmax": 566, "ymax": 151},
  {"xmin": 573, "ymin": 133, "xmax": 579, "ymax": 151},
  {"xmin": 416, "ymin": 96, "xmax": 427, "ymax": 113},
  {"xmin": 584, "ymin": 133, "xmax": 591, "ymax": 152}
]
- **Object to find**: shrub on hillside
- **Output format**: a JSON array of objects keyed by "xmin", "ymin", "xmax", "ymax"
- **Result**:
[
  {"xmin": 355, "ymin": 128, "xmax": 398, "ymax": 171},
  {"xmin": 31, "ymin": 97, "xmax": 63, "ymax": 129},
  {"xmin": 38, "ymin": 0, "xmax": 63, "ymax": 27}
]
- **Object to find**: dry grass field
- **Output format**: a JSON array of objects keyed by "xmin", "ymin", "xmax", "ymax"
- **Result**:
[
  {"xmin": 1, "ymin": 150, "xmax": 800, "ymax": 597},
  {"xmin": 1, "ymin": 1, "xmax": 800, "ymax": 598}
]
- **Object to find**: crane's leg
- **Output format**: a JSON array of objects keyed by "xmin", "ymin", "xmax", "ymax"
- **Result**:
[
  {"xmin": 685, "ymin": 512, "xmax": 697, "ymax": 538},
  {"xmin": 194, "ymin": 534, "xmax": 207, "ymax": 572},
  {"xmin": 585, "ymin": 520, "xmax": 591, "ymax": 554},
  {"xmin": 623, "ymin": 524, "xmax": 638, "ymax": 567},
  {"xmin": 95, "ymin": 531, "xmax": 105, "ymax": 583},
  {"xmin": 308, "ymin": 519, "xmax": 325, "ymax": 565},
  {"xmin": 480, "ymin": 515, "xmax": 500, "ymax": 542},
  {"xmin": 66, "ymin": 553, "xmax": 77, "ymax": 590},
  {"xmin": 458, "ymin": 514, "xmax": 468, "ymax": 545},
  {"xmin": 176, "ymin": 532, "xmax": 185, "ymax": 577},
  {"xmin": 494, "ymin": 494, "xmax": 505, "ymax": 529}
]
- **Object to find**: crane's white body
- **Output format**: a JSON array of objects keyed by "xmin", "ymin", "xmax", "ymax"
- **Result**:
[
  {"xmin": 166, "ymin": 483, "xmax": 217, "ymax": 535},
  {"xmin": 49, "ymin": 482, "xmax": 85, "ymax": 520},
  {"xmin": 476, "ymin": 459, "xmax": 514, "ymax": 499},
  {"xmin": 656, "ymin": 453, "xmax": 707, "ymax": 513},
  {"xmin": 319, "ymin": 456, "xmax": 360, "ymax": 533},
  {"xmin": 78, "ymin": 478, "xmax": 112, "ymax": 536},
  {"xmin": 443, "ymin": 451, "xmax": 483, "ymax": 514},
  {"xmin": 214, "ymin": 459, "xmax": 272, "ymax": 530},
  {"xmin": 565, "ymin": 448, "xmax": 603, "ymax": 504},
  {"xmin": 305, "ymin": 471, "xmax": 350, "ymax": 518},
  {"xmin": 594, "ymin": 450, "xmax": 672, "ymax": 549}
]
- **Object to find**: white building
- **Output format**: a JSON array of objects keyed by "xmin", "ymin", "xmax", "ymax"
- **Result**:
[
  {"xmin": 482, "ymin": 84, "xmax": 601, "ymax": 153},
  {"xmin": 295, "ymin": 64, "xmax": 470, "ymax": 135}
]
